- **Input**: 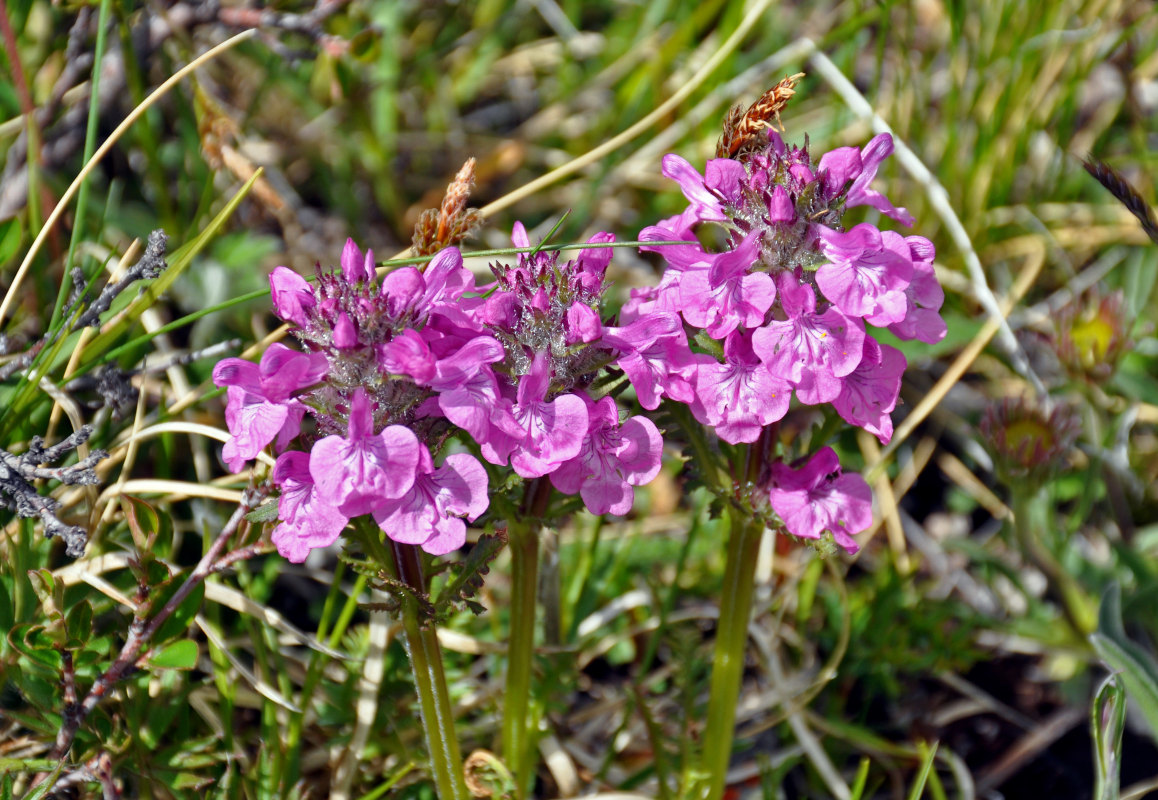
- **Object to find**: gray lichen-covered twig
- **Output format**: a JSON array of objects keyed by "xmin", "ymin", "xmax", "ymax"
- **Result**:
[
  {"xmin": 0, "ymin": 426, "xmax": 107, "ymax": 557},
  {"xmin": 68, "ymin": 229, "xmax": 168, "ymax": 329}
]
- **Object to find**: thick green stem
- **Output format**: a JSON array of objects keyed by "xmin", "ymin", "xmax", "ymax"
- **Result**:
[
  {"xmin": 699, "ymin": 510, "xmax": 764, "ymax": 800},
  {"xmin": 503, "ymin": 518, "xmax": 539, "ymax": 798},
  {"xmin": 389, "ymin": 538, "xmax": 470, "ymax": 800},
  {"xmin": 502, "ymin": 478, "xmax": 551, "ymax": 798}
]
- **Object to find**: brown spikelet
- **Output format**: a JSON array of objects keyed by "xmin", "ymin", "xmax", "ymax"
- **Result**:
[
  {"xmin": 1083, "ymin": 158, "xmax": 1158, "ymax": 245},
  {"xmin": 411, "ymin": 158, "xmax": 484, "ymax": 256},
  {"xmin": 717, "ymin": 73, "xmax": 805, "ymax": 158}
]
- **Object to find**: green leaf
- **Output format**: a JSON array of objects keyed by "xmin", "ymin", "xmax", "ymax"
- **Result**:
[
  {"xmin": 349, "ymin": 29, "xmax": 381, "ymax": 61},
  {"xmin": 0, "ymin": 758, "xmax": 57, "ymax": 773},
  {"xmin": 65, "ymin": 600, "xmax": 93, "ymax": 646},
  {"xmin": 124, "ymin": 495, "xmax": 162, "ymax": 550},
  {"xmin": 1092, "ymin": 673, "xmax": 1125, "ymax": 800},
  {"xmin": 25, "ymin": 569, "xmax": 58, "ymax": 610},
  {"xmin": 0, "ymin": 576, "xmax": 13, "ymax": 633},
  {"xmin": 906, "ymin": 741, "xmax": 939, "ymax": 800},
  {"xmin": 0, "ymin": 218, "xmax": 22, "ymax": 267},
  {"xmin": 8, "ymin": 623, "xmax": 59, "ymax": 666},
  {"xmin": 152, "ymin": 581, "xmax": 205, "ymax": 645},
  {"xmin": 16, "ymin": 760, "xmax": 64, "ymax": 800},
  {"xmin": 147, "ymin": 639, "xmax": 199, "ymax": 670},
  {"xmin": 1091, "ymin": 584, "xmax": 1158, "ymax": 742},
  {"xmin": 245, "ymin": 501, "xmax": 281, "ymax": 523},
  {"xmin": 849, "ymin": 757, "xmax": 872, "ymax": 800}
]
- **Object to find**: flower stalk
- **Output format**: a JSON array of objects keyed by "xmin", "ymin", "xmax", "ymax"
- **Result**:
[
  {"xmin": 502, "ymin": 478, "xmax": 552, "ymax": 798},
  {"xmin": 389, "ymin": 537, "xmax": 470, "ymax": 800},
  {"xmin": 699, "ymin": 509, "xmax": 765, "ymax": 800},
  {"xmin": 356, "ymin": 518, "xmax": 468, "ymax": 800}
]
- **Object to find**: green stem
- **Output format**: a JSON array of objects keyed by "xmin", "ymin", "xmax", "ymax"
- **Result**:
[
  {"xmin": 389, "ymin": 538, "xmax": 469, "ymax": 800},
  {"xmin": 502, "ymin": 479, "xmax": 551, "ymax": 799},
  {"xmin": 356, "ymin": 519, "xmax": 467, "ymax": 799},
  {"xmin": 699, "ymin": 510, "xmax": 764, "ymax": 800},
  {"xmin": 1011, "ymin": 491, "xmax": 1095, "ymax": 637}
]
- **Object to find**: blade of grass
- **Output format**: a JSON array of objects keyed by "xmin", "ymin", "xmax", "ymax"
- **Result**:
[
  {"xmin": 48, "ymin": 0, "xmax": 113, "ymax": 331},
  {"xmin": 907, "ymin": 741, "xmax": 940, "ymax": 800}
]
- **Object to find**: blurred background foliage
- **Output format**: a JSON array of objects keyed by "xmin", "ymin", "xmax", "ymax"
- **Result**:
[{"xmin": 2, "ymin": 0, "xmax": 1158, "ymax": 798}]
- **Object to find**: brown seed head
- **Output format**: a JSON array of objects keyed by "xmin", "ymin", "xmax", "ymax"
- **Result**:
[
  {"xmin": 411, "ymin": 157, "xmax": 483, "ymax": 256},
  {"xmin": 717, "ymin": 73, "xmax": 805, "ymax": 159}
]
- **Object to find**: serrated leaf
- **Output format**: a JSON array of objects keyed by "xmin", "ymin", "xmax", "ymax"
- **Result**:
[
  {"xmin": 433, "ymin": 531, "xmax": 506, "ymax": 621},
  {"xmin": 148, "ymin": 639, "xmax": 199, "ymax": 670},
  {"xmin": 368, "ymin": 574, "xmax": 436, "ymax": 620}
]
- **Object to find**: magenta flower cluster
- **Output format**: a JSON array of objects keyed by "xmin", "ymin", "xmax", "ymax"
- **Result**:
[
  {"xmin": 214, "ymin": 231, "xmax": 665, "ymax": 562},
  {"xmin": 625, "ymin": 131, "xmax": 946, "ymax": 552},
  {"xmin": 213, "ymin": 129, "xmax": 942, "ymax": 561}
]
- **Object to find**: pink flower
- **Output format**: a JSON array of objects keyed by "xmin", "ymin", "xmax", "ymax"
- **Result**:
[
  {"xmin": 270, "ymin": 451, "xmax": 350, "ymax": 563},
  {"xmin": 694, "ymin": 330, "xmax": 791, "ymax": 444},
  {"xmin": 309, "ymin": 388, "xmax": 422, "ymax": 517},
  {"xmin": 677, "ymin": 233, "xmax": 776, "ymax": 338},
  {"xmin": 373, "ymin": 449, "xmax": 489, "ymax": 555},
  {"xmin": 269, "ymin": 266, "xmax": 316, "ymax": 327},
  {"xmin": 841, "ymin": 133, "xmax": 915, "ymax": 226},
  {"xmin": 832, "ymin": 337, "xmax": 905, "ymax": 443},
  {"xmin": 503, "ymin": 353, "xmax": 589, "ymax": 478},
  {"xmin": 768, "ymin": 447, "xmax": 872, "ymax": 553},
  {"xmin": 550, "ymin": 395, "xmax": 663, "ymax": 515},
  {"xmin": 340, "ymin": 237, "xmax": 376, "ymax": 284},
  {"xmin": 603, "ymin": 312, "xmax": 699, "ymax": 410},
  {"xmin": 816, "ymin": 225, "xmax": 913, "ymax": 324},
  {"xmin": 751, "ymin": 276, "xmax": 864, "ymax": 403},
  {"xmin": 887, "ymin": 236, "xmax": 946, "ymax": 344},
  {"xmin": 213, "ymin": 344, "xmax": 328, "ymax": 472}
]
